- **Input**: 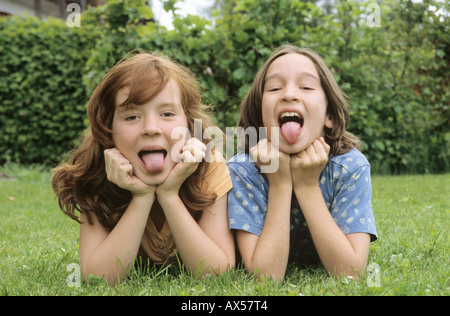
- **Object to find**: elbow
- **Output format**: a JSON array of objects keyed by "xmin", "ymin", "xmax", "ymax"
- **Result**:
[
  {"xmin": 192, "ymin": 259, "xmax": 236, "ymax": 278},
  {"xmin": 327, "ymin": 261, "xmax": 367, "ymax": 281},
  {"xmin": 245, "ymin": 259, "xmax": 286, "ymax": 283},
  {"xmin": 82, "ymin": 270, "xmax": 124, "ymax": 286},
  {"xmin": 81, "ymin": 262, "xmax": 126, "ymax": 286},
  {"xmin": 183, "ymin": 250, "xmax": 236, "ymax": 278},
  {"xmin": 255, "ymin": 270, "xmax": 285, "ymax": 283}
]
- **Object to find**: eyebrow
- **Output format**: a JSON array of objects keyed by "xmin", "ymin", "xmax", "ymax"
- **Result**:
[
  {"xmin": 157, "ymin": 101, "xmax": 182, "ymax": 110},
  {"xmin": 264, "ymin": 71, "xmax": 320, "ymax": 84},
  {"xmin": 116, "ymin": 101, "xmax": 182, "ymax": 113}
]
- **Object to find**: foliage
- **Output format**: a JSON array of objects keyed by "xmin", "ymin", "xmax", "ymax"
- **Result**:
[
  {"xmin": 0, "ymin": 0, "xmax": 448, "ymax": 173},
  {"xmin": 82, "ymin": 0, "xmax": 154, "ymax": 95},
  {"xmin": 0, "ymin": 15, "xmax": 99, "ymax": 165},
  {"xmin": 317, "ymin": 0, "xmax": 450, "ymax": 174}
]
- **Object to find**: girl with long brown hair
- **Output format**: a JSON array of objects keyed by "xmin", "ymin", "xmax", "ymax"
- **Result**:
[
  {"xmin": 228, "ymin": 45, "xmax": 377, "ymax": 281},
  {"xmin": 53, "ymin": 51, "xmax": 234, "ymax": 284}
]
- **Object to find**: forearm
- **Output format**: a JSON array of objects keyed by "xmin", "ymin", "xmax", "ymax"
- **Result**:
[
  {"xmin": 294, "ymin": 185, "xmax": 366, "ymax": 279},
  {"xmin": 81, "ymin": 195, "xmax": 154, "ymax": 284},
  {"xmin": 158, "ymin": 196, "xmax": 234, "ymax": 276},
  {"xmin": 245, "ymin": 183, "xmax": 292, "ymax": 282}
]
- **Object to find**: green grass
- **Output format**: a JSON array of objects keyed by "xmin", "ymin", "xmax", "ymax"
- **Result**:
[{"xmin": 0, "ymin": 164, "xmax": 448, "ymax": 296}]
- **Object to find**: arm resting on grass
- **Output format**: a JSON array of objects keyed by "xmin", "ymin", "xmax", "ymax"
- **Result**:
[{"xmin": 79, "ymin": 194, "xmax": 154, "ymax": 285}]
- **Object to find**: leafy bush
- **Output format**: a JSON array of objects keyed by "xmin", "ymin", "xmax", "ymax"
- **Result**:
[
  {"xmin": 0, "ymin": 0, "xmax": 448, "ymax": 173},
  {"xmin": 0, "ymin": 15, "xmax": 99, "ymax": 165}
]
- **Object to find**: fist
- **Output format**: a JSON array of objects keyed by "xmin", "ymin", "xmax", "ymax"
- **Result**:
[{"xmin": 291, "ymin": 137, "xmax": 330, "ymax": 188}]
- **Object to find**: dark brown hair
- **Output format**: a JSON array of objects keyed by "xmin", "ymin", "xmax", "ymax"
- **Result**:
[
  {"xmin": 238, "ymin": 45, "xmax": 361, "ymax": 156},
  {"xmin": 52, "ymin": 51, "xmax": 217, "ymax": 230}
]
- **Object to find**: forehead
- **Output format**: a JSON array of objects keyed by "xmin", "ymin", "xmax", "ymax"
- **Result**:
[
  {"xmin": 115, "ymin": 79, "xmax": 182, "ymax": 108},
  {"xmin": 265, "ymin": 53, "xmax": 319, "ymax": 81}
]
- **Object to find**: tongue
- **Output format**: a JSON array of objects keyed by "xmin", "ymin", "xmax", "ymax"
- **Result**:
[
  {"xmin": 141, "ymin": 152, "xmax": 165, "ymax": 173},
  {"xmin": 280, "ymin": 122, "xmax": 302, "ymax": 145}
]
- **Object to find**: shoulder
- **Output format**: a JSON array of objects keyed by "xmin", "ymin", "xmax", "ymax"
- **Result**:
[
  {"xmin": 204, "ymin": 150, "xmax": 229, "ymax": 177},
  {"xmin": 227, "ymin": 153, "xmax": 269, "ymax": 204},
  {"xmin": 328, "ymin": 149, "xmax": 370, "ymax": 175},
  {"xmin": 321, "ymin": 149, "xmax": 371, "ymax": 193},
  {"xmin": 227, "ymin": 153, "xmax": 262, "ymax": 179},
  {"xmin": 202, "ymin": 153, "xmax": 233, "ymax": 200}
]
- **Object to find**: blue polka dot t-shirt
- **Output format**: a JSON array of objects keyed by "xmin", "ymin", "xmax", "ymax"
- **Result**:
[{"xmin": 228, "ymin": 149, "xmax": 377, "ymax": 265}]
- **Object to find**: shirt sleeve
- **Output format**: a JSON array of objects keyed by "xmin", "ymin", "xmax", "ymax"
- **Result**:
[
  {"xmin": 227, "ymin": 156, "xmax": 268, "ymax": 236},
  {"xmin": 202, "ymin": 155, "xmax": 233, "ymax": 201},
  {"xmin": 329, "ymin": 157, "xmax": 377, "ymax": 241}
]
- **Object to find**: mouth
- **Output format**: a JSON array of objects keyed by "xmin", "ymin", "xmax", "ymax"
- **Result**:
[
  {"xmin": 279, "ymin": 111, "xmax": 304, "ymax": 127},
  {"xmin": 278, "ymin": 111, "xmax": 304, "ymax": 145},
  {"xmin": 138, "ymin": 146, "xmax": 168, "ymax": 173}
]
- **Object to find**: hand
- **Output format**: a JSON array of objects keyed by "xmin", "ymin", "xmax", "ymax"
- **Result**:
[
  {"xmin": 291, "ymin": 137, "xmax": 330, "ymax": 189},
  {"xmin": 250, "ymin": 138, "xmax": 291, "ymax": 184},
  {"xmin": 156, "ymin": 138, "xmax": 206, "ymax": 199},
  {"xmin": 104, "ymin": 148, "xmax": 155, "ymax": 198}
]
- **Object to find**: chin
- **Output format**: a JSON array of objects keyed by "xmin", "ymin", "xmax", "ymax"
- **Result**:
[
  {"xmin": 135, "ymin": 169, "xmax": 170, "ymax": 186},
  {"xmin": 278, "ymin": 140, "xmax": 307, "ymax": 154}
]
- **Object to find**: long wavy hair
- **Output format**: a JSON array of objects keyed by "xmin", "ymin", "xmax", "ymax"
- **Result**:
[
  {"xmin": 238, "ymin": 45, "xmax": 361, "ymax": 156},
  {"xmin": 52, "ymin": 51, "xmax": 217, "ymax": 230}
]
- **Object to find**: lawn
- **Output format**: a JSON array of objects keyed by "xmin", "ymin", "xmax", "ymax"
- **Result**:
[{"xmin": 0, "ymin": 164, "xmax": 448, "ymax": 296}]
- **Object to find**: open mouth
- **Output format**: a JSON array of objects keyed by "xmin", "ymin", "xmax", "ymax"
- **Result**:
[
  {"xmin": 278, "ymin": 111, "xmax": 304, "ymax": 145},
  {"xmin": 279, "ymin": 111, "xmax": 304, "ymax": 127},
  {"xmin": 138, "ymin": 148, "xmax": 167, "ymax": 173}
]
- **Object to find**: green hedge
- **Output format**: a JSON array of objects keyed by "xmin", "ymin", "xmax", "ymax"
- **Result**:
[
  {"xmin": 0, "ymin": 15, "xmax": 99, "ymax": 165},
  {"xmin": 1, "ymin": 0, "xmax": 448, "ymax": 173}
]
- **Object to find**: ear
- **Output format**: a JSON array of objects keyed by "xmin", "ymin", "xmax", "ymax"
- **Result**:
[{"xmin": 324, "ymin": 115, "xmax": 333, "ymax": 129}]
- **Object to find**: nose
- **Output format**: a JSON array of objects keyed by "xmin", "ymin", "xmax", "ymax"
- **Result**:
[
  {"xmin": 281, "ymin": 84, "xmax": 301, "ymax": 102},
  {"xmin": 141, "ymin": 115, "xmax": 162, "ymax": 137}
]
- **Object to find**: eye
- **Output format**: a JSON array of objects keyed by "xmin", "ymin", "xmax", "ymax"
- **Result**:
[
  {"xmin": 125, "ymin": 115, "xmax": 139, "ymax": 121},
  {"xmin": 300, "ymin": 86, "xmax": 314, "ymax": 90},
  {"xmin": 161, "ymin": 111, "xmax": 175, "ymax": 118},
  {"xmin": 266, "ymin": 87, "xmax": 281, "ymax": 92}
]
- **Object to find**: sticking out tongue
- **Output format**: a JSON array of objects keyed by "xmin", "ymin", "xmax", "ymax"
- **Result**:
[
  {"xmin": 280, "ymin": 122, "xmax": 302, "ymax": 145},
  {"xmin": 141, "ymin": 152, "xmax": 165, "ymax": 173}
]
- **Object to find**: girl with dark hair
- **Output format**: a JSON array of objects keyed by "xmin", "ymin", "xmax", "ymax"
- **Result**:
[{"xmin": 228, "ymin": 45, "xmax": 377, "ymax": 281}]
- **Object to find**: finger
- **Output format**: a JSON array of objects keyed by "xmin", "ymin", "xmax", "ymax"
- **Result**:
[
  {"xmin": 118, "ymin": 163, "xmax": 134, "ymax": 184},
  {"xmin": 319, "ymin": 137, "xmax": 331, "ymax": 156},
  {"xmin": 257, "ymin": 140, "xmax": 272, "ymax": 164},
  {"xmin": 105, "ymin": 148, "xmax": 131, "ymax": 179},
  {"xmin": 184, "ymin": 138, "xmax": 206, "ymax": 149},
  {"xmin": 249, "ymin": 143, "xmax": 259, "ymax": 163},
  {"xmin": 305, "ymin": 142, "xmax": 316, "ymax": 156},
  {"xmin": 192, "ymin": 139, "xmax": 206, "ymax": 161},
  {"xmin": 105, "ymin": 148, "xmax": 124, "ymax": 159},
  {"xmin": 105, "ymin": 148, "xmax": 129, "ymax": 164},
  {"xmin": 312, "ymin": 139, "xmax": 324, "ymax": 155},
  {"xmin": 119, "ymin": 163, "xmax": 133, "ymax": 175},
  {"xmin": 313, "ymin": 138, "xmax": 329, "ymax": 160},
  {"xmin": 295, "ymin": 149, "xmax": 309, "ymax": 163},
  {"xmin": 181, "ymin": 150, "xmax": 194, "ymax": 163},
  {"xmin": 184, "ymin": 138, "xmax": 206, "ymax": 151},
  {"xmin": 183, "ymin": 140, "xmax": 205, "ymax": 162}
]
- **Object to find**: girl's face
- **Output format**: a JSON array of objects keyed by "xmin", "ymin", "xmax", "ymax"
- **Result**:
[
  {"xmin": 112, "ymin": 79, "xmax": 188, "ymax": 185},
  {"xmin": 262, "ymin": 53, "xmax": 333, "ymax": 154}
]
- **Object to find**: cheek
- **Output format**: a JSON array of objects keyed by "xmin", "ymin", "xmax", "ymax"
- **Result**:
[
  {"xmin": 261, "ymin": 99, "xmax": 274, "ymax": 127},
  {"xmin": 165, "ymin": 119, "xmax": 189, "ymax": 149},
  {"xmin": 111, "ymin": 125, "xmax": 135, "ymax": 159},
  {"xmin": 111, "ymin": 117, "xmax": 126, "ymax": 146}
]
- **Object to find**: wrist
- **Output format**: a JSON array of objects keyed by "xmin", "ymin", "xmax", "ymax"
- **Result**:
[
  {"xmin": 155, "ymin": 178, "xmax": 182, "ymax": 202},
  {"xmin": 266, "ymin": 170, "xmax": 292, "ymax": 186},
  {"xmin": 268, "ymin": 179, "xmax": 293, "ymax": 193},
  {"xmin": 128, "ymin": 193, "xmax": 155, "ymax": 213},
  {"xmin": 293, "ymin": 181, "xmax": 321, "ymax": 195},
  {"xmin": 131, "ymin": 188, "xmax": 156, "ymax": 199},
  {"xmin": 156, "ymin": 190, "xmax": 181, "ymax": 205}
]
